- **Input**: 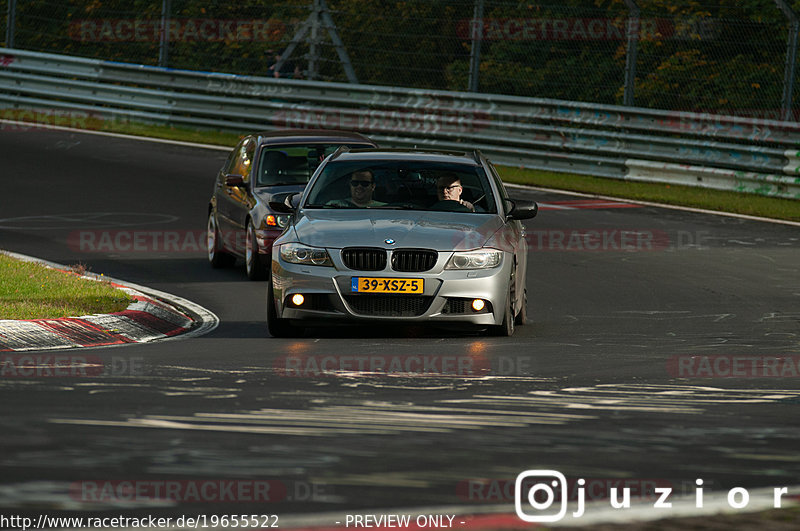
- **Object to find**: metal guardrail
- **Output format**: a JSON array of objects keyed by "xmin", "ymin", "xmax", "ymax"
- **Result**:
[{"xmin": 0, "ymin": 47, "xmax": 798, "ymax": 199}]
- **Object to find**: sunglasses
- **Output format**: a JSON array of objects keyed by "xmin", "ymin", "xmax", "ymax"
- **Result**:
[
  {"xmin": 438, "ymin": 184, "xmax": 461, "ymax": 192},
  {"xmin": 350, "ymin": 180, "xmax": 373, "ymax": 188}
]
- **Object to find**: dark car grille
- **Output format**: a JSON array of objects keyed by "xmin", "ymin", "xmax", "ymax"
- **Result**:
[
  {"xmin": 341, "ymin": 248, "xmax": 387, "ymax": 271},
  {"xmin": 391, "ymin": 249, "xmax": 437, "ymax": 272},
  {"xmin": 442, "ymin": 299, "xmax": 467, "ymax": 314},
  {"xmin": 344, "ymin": 295, "xmax": 433, "ymax": 317}
]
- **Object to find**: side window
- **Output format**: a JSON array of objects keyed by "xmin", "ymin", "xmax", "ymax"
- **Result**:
[
  {"xmin": 228, "ymin": 138, "xmax": 256, "ymax": 182},
  {"xmin": 222, "ymin": 141, "xmax": 242, "ymax": 175},
  {"xmin": 487, "ymin": 162, "xmax": 511, "ymax": 213}
]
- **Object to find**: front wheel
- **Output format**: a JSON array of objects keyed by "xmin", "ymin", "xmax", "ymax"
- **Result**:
[
  {"xmin": 207, "ymin": 211, "xmax": 235, "ymax": 268},
  {"xmin": 514, "ymin": 287, "xmax": 527, "ymax": 326},
  {"xmin": 246, "ymin": 221, "xmax": 269, "ymax": 281},
  {"xmin": 266, "ymin": 281, "xmax": 300, "ymax": 338},
  {"xmin": 489, "ymin": 284, "xmax": 515, "ymax": 337}
]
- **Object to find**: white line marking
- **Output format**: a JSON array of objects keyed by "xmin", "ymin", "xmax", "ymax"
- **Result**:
[
  {"xmin": 506, "ymin": 183, "xmax": 800, "ymax": 227},
  {"xmin": 0, "ymin": 119, "xmax": 231, "ymax": 151}
]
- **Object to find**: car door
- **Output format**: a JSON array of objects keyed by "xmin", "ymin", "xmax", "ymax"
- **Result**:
[{"xmin": 217, "ymin": 137, "xmax": 256, "ymax": 255}]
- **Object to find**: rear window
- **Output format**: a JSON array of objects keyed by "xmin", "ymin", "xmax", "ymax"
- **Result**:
[{"xmin": 256, "ymin": 144, "xmax": 370, "ymax": 187}]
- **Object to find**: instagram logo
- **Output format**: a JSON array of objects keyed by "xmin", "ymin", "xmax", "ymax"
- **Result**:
[{"xmin": 514, "ymin": 470, "xmax": 568, "ymax": 522}]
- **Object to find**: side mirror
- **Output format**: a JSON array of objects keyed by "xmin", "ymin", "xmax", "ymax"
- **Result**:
[
  {"xmin": 507, "ymin": 199, "xmax": 538, "ymax": 220},
  {"xmin": 269, "ymin": 192, "xmax": 300, "ymax": 213},
  {"xmin": 225, "ymin": 174, "xmax": 245, "ymax": 187}
]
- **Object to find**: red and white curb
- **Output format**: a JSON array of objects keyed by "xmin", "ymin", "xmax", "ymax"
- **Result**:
[{"xmin": 0, "ymin": 250, "xmax": 218, "ymax": 352}]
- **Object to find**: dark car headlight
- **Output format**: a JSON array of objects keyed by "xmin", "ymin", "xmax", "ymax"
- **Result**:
[
  {"xmin": 279, "ymin": 243, "xmax": 333, "ymax": 267},
  {"xmin": 445, "ymin": 249, "xmax": 503, "ymax": 270}
]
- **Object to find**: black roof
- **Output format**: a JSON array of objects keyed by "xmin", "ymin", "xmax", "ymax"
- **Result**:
[
  {"xmin": 254, "ymin": 129, "xmax": 376, "ymax": 146},
  {"xmin": 331, "ymin": 147, "xmax": 482, "ymax": 165}
]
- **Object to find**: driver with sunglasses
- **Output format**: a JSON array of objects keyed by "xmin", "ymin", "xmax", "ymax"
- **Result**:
[{"xmin": 327, "ymin": 169, "xmax": 387, "ymax": 208}]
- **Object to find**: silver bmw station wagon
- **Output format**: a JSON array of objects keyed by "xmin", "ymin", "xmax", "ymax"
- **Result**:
[{"xmin": 266, "ymin": 148, "xmax": 538, "ymax": 337}]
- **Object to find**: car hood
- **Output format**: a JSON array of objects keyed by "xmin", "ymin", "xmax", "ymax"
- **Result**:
[{"xmin": 291, "ymin": 209, "xmax": 504, "ymax": 251}]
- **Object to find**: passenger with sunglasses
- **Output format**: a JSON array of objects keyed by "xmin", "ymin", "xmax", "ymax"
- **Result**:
[{"xmin": 326, "ymin": 169, "xmax": 387, "ymax": 208}]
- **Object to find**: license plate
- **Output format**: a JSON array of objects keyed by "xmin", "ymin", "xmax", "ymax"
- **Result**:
[{"xmin": 351, "ymin": 277, "xmax": 423, "ymax": 294}]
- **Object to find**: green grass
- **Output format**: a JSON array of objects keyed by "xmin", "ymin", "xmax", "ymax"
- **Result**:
[
  {"xmin": 499, "ymin": 166, "xmax": 800, "ymax": 222},
  {"xmin": 103, "ymin": 120, "xmax": 242, "ymax": 147},
  {"xmin": 0, "ymin": 255, "xmax": 133, "ymax": 320}
]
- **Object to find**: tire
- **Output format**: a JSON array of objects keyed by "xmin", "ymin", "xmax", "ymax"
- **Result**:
[
  {"xmin": 207, "ymin": 210, "xmax": 235, "ymax": 268},
  {"xmin": 266, "ymin": 281, "xmax": 299, "ymax": 338},
  {"xmin": 246, "ymin": 221, "xmax": 269, "ymax": 281},
  {"xmin": 514, "ymin": 287, "xmax": 527, "ymax": 326},
  {"xmin": 489, "ymin": 284, "xmax": 515, "ymax": 337}
]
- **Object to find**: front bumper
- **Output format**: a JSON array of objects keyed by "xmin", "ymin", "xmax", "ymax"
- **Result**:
[{"xmin": 270, "ymin": 250, "xmax": 512, "ymax": 326}]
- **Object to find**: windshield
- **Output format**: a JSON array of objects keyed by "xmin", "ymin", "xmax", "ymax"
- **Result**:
[
  {"xmin": 255, "ymin": 144, "xmax": 370, "ymax": 187},
  {"xmin": 304, "ymin": 160, "xmax": 497, "ymax": 213}
]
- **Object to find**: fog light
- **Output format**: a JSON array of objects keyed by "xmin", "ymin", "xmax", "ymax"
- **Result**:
[
  {"xmin": 291, "ymin": 294, "xmax": 305, "ymax": 306},
  {"xmin": 471, "ymin": 299, "xmax": 485, "ymax": 312}
]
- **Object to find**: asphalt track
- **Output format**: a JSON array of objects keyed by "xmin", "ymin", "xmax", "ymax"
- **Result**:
[{"xmin": 1, "ymin": 128, "xmax": 799, "ymax": 526}]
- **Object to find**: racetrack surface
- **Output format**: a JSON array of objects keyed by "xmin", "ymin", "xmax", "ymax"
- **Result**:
[{"xmin": 1, "ymin": 129, "xmax": 799, "ymax": 526}]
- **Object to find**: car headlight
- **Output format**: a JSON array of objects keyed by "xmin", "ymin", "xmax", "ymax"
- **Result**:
[
  {"xmin": 279, "ymin": 243, "xmax": 333, "ymax": 266},
  {"xmin": 445, "ymin": 249, "xmax": 503, "ymax": 270}
]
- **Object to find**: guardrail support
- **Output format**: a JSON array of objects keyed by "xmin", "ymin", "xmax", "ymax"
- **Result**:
[
  {"xmin": 6, "ymin": 0, "xmax": 16, "ymax": 49},
  {"xmin": 158, "ymin": 0, "xmax": 171, "ymax": 67},
  {"xmin": 468, "ymin": 0, "xmax": 484, "ymax": 92},
  {"xmin": 275, "ymin": 0, "xmax": 357, "ymax": 83},
  {"xmin": 308, "ymin": 0, "xmax": 321, "ymax": 80},
  {"xmin": 623, "ymin": 0, "xmax": 639, "ymax": 106},
  {"xmin": 775, "ymin": 0, "xmax": 798, "ymax": 121}
]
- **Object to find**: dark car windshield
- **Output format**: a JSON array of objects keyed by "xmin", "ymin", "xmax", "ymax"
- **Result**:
[
  {"xmin": 256, "ymin": 144, "xmax": 371, "ymax": 187},
  {"xmin": 304, "ymin": 160, "xmax": 497, "ymax": 213}
]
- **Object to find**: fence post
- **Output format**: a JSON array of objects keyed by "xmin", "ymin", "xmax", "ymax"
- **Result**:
[
  {"xmin": 308, "ymin": 0, "xmax": 321, "ymax": 81},
  {"xmin": 623, "ymin": 0, "xmax": 639, "ymax": 106},
  {"xmin": 775, "ymin": 0, "xmax": 798, "ymax": 121},
  {"xmin": 158, "ymin": 0, "xmax": 171, "ymax": 67},
  {"xmin": 6, "ymin": 0, "xmax": 16, "ymax": 48},
  {"xmin": 468, "ymin": 0, "xmax": 484, "ymax": 92}
]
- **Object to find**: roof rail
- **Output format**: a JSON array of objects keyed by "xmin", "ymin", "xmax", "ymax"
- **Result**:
[{"xmin": 472, "ymin": 149, "xmax": 483, "ymax": 164}]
